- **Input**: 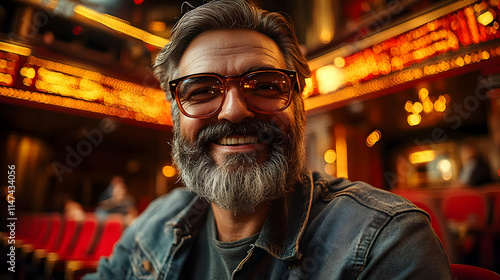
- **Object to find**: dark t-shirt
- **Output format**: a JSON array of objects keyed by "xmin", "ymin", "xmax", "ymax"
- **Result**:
[{"xmin": 181, "ymin": 208, "xmax": 259, "ymax": 279}]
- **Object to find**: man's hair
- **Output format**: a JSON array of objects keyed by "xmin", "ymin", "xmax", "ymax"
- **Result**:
[{"xmin": 153, "ymin": 0, "xmax": 310, "ymax": 123}]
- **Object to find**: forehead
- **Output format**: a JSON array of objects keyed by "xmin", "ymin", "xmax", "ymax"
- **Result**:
[{"xmin": 178, "ymin": 29, "xmax": 287, "ymax": 77}]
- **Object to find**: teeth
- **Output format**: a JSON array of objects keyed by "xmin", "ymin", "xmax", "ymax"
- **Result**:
[{"xmin": 218, "ymin": 136, "xmax": 258, "ymax": 146}]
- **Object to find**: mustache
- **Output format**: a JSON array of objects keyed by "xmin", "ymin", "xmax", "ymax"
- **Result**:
[{"xmin": 195, "ymin": 120, "xmax": 286, "ymax": 146}]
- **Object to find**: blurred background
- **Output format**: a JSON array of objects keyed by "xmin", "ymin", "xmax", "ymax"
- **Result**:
[{"xmin": 0, "ymin": 0, "xmax": 499, "ymax": 278}]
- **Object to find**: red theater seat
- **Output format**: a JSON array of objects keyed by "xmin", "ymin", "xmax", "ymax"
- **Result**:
[
  {"xmin": 441, "ymin": 190, "xmax": 494, "ymax": 269},
  {"xmin": 491, "ymin": 193, "xmax": 500, "ymax": 227},
  {"xmin": 45, "ymin": 213, "xmax": 98, "ymax": 277},
  {"xmin": 64, "ymin": 214, "xmax": 125, "ymax": 280},
  {"xmin": 38, "ymin": 214, "xmax": 62, "ymax": 250},
  {"xmin": 441, "ymin": 189, "xmax": 488, "ymax": 227},
  {"xmin": 88, "ymin": 214, "xmax": 124, "ymax": 261},
  {"xmin": 450, "ymin": 264, "xmax": 500, "ymax": 280},
  {"xmin": 20, "ymin": 213, "xmax": 61, "ymax": 255},
  {"xmin": 393, "ymin": 190, "xmax": 452, "ymax": 258}
]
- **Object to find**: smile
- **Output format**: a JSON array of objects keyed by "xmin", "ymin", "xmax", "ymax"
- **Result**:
[{"xmin": 217, "ymin": 135, "xmax": 259, "ymax": 146}]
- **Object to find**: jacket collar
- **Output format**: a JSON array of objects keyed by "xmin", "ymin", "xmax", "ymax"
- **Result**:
[
  {"xmin": 162, "ymin": 171, "xmax": 314, "ymax": 261},
  {"xmin": 254, "ymin": 171, "xmax": 314, "ymax": 260}
]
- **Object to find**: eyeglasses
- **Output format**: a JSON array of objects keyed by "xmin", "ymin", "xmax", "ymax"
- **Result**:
[{"xmin": 169, "ymin": 69, "xmax": 299, "ymax": 119}]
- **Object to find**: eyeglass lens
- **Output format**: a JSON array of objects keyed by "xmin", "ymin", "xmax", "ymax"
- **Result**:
[{"xmin": 177, "ymin": 71, "xmax": 291, "ymax": 117}]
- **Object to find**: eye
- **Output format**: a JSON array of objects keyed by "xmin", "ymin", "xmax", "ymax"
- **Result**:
[
  {"xmin": 190, "ymin": 87, "xmax": 217, "ymax": 96},
  {"xmin": 178, "ymin": 76, "xmax": 223, "ymax": 102},
  {"xmin": 243, "ymin": 71, "xmax": 290, "ymax": 99},
  {"xmin": 255, "ymin": 84, "xmax": 278, "ymax": 91},
  {"xmin": 185, "ymin": 87, "xmax": 223, "ymax": 103},
  {"xmin": 246, "ymin": 82, "xmax": 286, "ymax": 98}
]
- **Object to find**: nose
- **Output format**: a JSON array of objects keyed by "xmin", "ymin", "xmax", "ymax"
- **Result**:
[{"xmin": 217, "ymin": 85, "xmax": 255, "ymax": 123}]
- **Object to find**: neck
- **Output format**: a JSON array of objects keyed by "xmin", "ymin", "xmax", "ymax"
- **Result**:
[{"xmin": 211, "ymin": 203, "xmax": 271, "ymax": 242}]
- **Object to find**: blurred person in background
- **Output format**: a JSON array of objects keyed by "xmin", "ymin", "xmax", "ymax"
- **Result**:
[
  {"xmin": 64, "ymin": 197, "xmax": 85, "ymax": 222},
  {"xmin": 95, "ymin": 177, "xmax": 137, "ymax": 226},
  {"xmin": 458, "ymin": 139, "xmax": 493, "ymax": 187},
  {"xmin": 85, "ymin": 0, "xmax": 451, "ymax": 279},
  {"xmin": 98, "ymin": 175, "xmax": 125, "ymax": 202}
]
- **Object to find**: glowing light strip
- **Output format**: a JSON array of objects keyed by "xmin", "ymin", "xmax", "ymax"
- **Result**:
[
  {"xmin": 305, "ymin": 46, "xmax": 500, "ymax": 112},
  {"xmin": 74, "ymin": 5, "xmax": 169, "ymax": 48},
  {"xmin": 409, "ymin": 150, "xmax": 435, "ymax": 164},
  {"xmin": 0, "ymin": 50, "xmax": 172, "ymax": 126},
  {"xmin": 305, "ymin": 0, "xmax": 500, "ymax": 112},
  {"xmin": 335, "ymin": 125, "xmax": 348, "ymax": 178},
  {"xmin": 0, "ymin": 42, "xmax": 31, "ymax": 57},
  {"xmin": 309, "ymin": 0, "xmax": 477, "ymax": 69},
  {"xmin": 0, "ymin": 86, "xmax": 172, "ymax": 126}
]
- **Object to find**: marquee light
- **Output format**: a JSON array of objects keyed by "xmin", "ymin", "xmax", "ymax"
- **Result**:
[
  {"xmin": 305, "ymin": 2, "xmax": 500, "ymax": 111},
  {"xmin": 74, "ymin": 5, "xmax": 169, "ymax": 48},
  {"xmin": 0, "ymin": 42, "xmax": 31, "ymax": 57},
  {"xmin": 0, "ymin": 48, "xmax": 172, "ymax": 126}
]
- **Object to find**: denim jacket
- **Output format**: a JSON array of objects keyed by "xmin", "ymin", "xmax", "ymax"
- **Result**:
[{"xmin": 84, "ymin": 172, "xmax": 451, "ymax": 279}]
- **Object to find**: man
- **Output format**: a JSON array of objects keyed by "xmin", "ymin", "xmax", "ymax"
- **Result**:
[
  {"xmin": 458, "ymin": 140, "xmax": 492, "ymax": 187},
  {"xmin": 84, "ymin": 0, "xmax": 451, "ymax": 279}
]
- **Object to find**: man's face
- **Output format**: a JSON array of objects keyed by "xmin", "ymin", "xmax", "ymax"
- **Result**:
[
  {"xmin": 177, "ymin": 30, "xmax": 295, "ymax": 164},
  {"xmin": 171, "ymin": 30, "xmax": 305, "ymax": 213}
]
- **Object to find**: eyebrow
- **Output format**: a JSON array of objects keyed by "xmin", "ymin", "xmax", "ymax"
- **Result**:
[
  {"xmin": 175, "ymin": 66, "xmax": 285, "ymax": 80},
  {"xmin": 242, "ymin": 65, "xmax": 283, "ymax": 73}
]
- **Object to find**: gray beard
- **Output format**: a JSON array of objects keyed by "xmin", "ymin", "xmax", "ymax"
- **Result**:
[{"xmin": 171, "ymin": 119, "xmax": 305, "ymax": 214}]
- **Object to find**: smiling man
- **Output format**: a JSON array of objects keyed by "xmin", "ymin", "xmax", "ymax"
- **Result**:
[{"xmin": 84, "ymin": 0, "xmax": 451, "ymax": 279}]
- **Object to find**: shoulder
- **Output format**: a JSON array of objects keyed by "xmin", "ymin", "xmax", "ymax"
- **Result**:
[
  {"xmin": 308, "ymin": 171, "xmax": 424, "ymax": 221},
  {"xmin": 300, "ymin": 173, "xmax": 449, "ymax": 279}
]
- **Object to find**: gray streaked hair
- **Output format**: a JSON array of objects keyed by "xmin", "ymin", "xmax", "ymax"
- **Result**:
[{"xmin": 153, "ymin": 0, "xmax": 310, "ymax": 124}]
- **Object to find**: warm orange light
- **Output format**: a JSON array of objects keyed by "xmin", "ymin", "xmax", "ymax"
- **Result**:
[
  {"xmin": 0, "ymin": 53, "xmax": 173, "ymax": 126},
  {"xmin": 320, "ymin": 29, "xmax": 333, "ymax": 44},
  {"xmin": 412, "ymin": 102, "xmax": 423, "ymax": 114},
  {"xmin": 148, "ymin": 21, "xmax": 167, "ymax": 32},
  {"xmin": 334, "ymin": 57, "xmax": 345, "ymax": 68},
  {"xmin": 482, "ymin": 51, "xmax": 490, "ymax": 60},
  {"xmin": 324, "ymin": 149, "xmax": 337, "ymax": 163},
  {"xmin": 366, "ymin": 130, "xmax": 381, "ymax": 147},
  {"xmin": 409, "ymin": 150, "xmax": 435, "ymax": 164},
  {"xmin": 23, "ymin": 78, "xmax": 32, "ymax": 86},
  {"xmin": 437, "ymin": 159, "xmax": 451, "ymax": 173},
  {"xmin": 419, "ymin": 88, "xmax": 429, "ymax": 101},
  {"xmin": 21, "ymin": 67, "xmax": 36, "ymax": 79},
  {"xmin": 404, "ymin": 101, "xmax": 413, "ymax": 113},
  {"xmin": 477, "ymin": 10, "xmax": 495, "ymax": 26},
  {"xmin": 316, "ymin": 65, "xmax": 344, "ymax": 94},
  {"xmin": 434, "ymin": 96, "xmax": 447, "ymax": 112},
  {"xmin": 423, "ymin": 100, "xmax": 433, "ymax": 113},
  {"xmin": 324, "ymin": 163, "xmax": 335, "ymax": 176},
  {"xmin": 162, "ymin": 165, "xmax": 176, "ymax": 178},
  {"xmin": 302, "ymin": 78, "xmax": 314, "ymax": 98},
  {"xmin": 442, "ymin": 172, "xmax": 452, "ymax": 180},
  {"xmin": 335, "ymin": 125, "xmax": 348, "ymax": 178},
  {"xmin": 0, "ymin": 41, "xmax": 31, "ymax": 56},
  {"xmin": 0, "ymin": 73, "xmax": 13, "ymax": 85},
  {"xmin": 407, "ymin": 113, "xmax": 421, "ymax": 126},
  {"xmin": 74, "ymin": 5, "xmax": 168, "ymax": 48}
]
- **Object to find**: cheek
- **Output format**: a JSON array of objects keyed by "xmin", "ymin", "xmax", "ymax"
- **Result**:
[
  {"xmin": 268, "ymin": 107, "xmax": 294, "ymax": 134},
  {"xmin": 179, "ymin": 115, "xmax": 205, "ymax": 142}
]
